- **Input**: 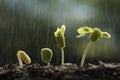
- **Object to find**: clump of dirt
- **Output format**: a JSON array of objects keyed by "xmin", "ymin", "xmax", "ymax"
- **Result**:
[{"xmin": 0, "ymin": 61, "xmax": 120, "ymax": 80}]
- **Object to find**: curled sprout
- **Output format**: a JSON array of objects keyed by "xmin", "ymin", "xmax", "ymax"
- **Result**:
[
  {"xmin": 17, "ymin": 50, "xmax": 31, "ymax": 66},
  {"xmin": 54, "ymin": 25, "xmax": 66, "ymax": 65},
  {"xmin": 41, "ymin": 48, "xmax": 53, "ymax": 66},
  {"xmin": 76, "ymin": 26, "xmax": 111, "ymax": 67}
]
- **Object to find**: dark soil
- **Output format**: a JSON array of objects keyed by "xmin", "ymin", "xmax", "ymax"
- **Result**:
[{"xmin": 0, "ymin": 61, "xmax": 120, "ymax": 80}]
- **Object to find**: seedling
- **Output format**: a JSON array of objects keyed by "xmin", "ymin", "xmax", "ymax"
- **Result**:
[
  {"xmin": 76, "ymin": 26, "xmax": 111, "ymax": 67},
  {"xmin": 54, "ymin": 25, "xmax": 66, "ymax": 65},
  {"xmin": 17, "ymin": 50, "xmax": 31, "ymax": 66},
  {"xmin": 41, "ymin": 48, "xmax": 53, "ymax": 66}
]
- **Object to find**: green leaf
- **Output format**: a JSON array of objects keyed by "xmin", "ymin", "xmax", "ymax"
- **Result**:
[
  {"xmin": 76, "ymin": 26, "xmax": 93, "ymax": 38},
  {"xmin": 61, "ymin": 25, "xmax": 66, "ymax": 34},
  {"xmin": 54, "ymin": 28, "xmax": 60, "ymax": 37},
  {"xmin": 76, "ymin": 34, "xmax": 86, "ymax": 38},
  {"xmin": 102, "ymin": 32, "xmax": 111, "ymax": 39}
]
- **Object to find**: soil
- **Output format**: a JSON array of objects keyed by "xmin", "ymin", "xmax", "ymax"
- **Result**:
[{"xmin": 0, "ymin": 61, "xmax": 120, "ymax": 80}]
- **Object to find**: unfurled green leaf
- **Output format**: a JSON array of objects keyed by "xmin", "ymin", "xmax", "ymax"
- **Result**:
[
  {"xmin": 102, "ymin": 32, "xmax": 111, "ymax": 39},
  {"xmin": 76, "ymin": 26, "xmax": 93, "ymax": 38}
]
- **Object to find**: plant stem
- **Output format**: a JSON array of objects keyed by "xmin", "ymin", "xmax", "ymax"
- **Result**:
[
  {"xmin": 61, "ymin": 48, "xmax": 64, "ymax": 65},
  {"xmin": 17, "ymin": 56, "xmax": 23, "ymax": 66},
  {"xmin": 80, "ymin": 41, "xmax": 92, "ymax": 67},
  {"xmin": 47, "ymin": 62, "xmax": 50, "ymax": 66}
]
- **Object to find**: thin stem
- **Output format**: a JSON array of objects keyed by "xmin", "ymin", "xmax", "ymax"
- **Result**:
[
  {"xmin": 17, "ymin": 56, "xmax": 24, "ymax": 68},
  {"xmin": 80, "ymin": 41, "xmax": 92, "ymax": 67},
  {"xmin": 17, "ymin": 55, "xmax": 23, "ymax": 66},
  {"xmin": 47, "ymin": 62, "xmax": 50, "ymax": 66},
  {"xmin": 19, "ymin": 60, "xmax": 23, "ymax": 66},
  {"xmin": 61, "ymin": 48, "xmax": 64, "ymax": 65}
]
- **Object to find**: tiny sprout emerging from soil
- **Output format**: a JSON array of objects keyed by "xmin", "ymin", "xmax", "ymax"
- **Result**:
[
  {"xmin": 76, "ymin": 26, "xmax": 111, "ymax": 67},
  {"xmin": 54, "ymin": 25, "xmax": 66, "ymax": 65},
  {"xmin": 17, "ymin": 50, "xmax": 31, "ymax": 66},
  {"xmin": 41, "ymin": 48, "xmax": 53, "ymax": 66}
]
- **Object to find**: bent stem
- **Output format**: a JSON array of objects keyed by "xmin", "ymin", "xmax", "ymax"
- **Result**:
[
  {"xmin": 61, "ymin": 48, "xmax": 64, "ymax": 65},
  {"xmin": 17, "ymin": 56, "xmax": 23, "ymax": 66},
  {"xmin": 47, "ymin": 62, "xmax": 50, "ymax": 66},
  {"xmin": 80, "ymin": 41, "xmax": 92, "ymax": 67}
]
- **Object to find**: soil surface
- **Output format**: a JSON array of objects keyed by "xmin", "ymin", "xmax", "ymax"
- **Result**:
[{"xmin": 0, "ymin": 61, "xmax": 120, "ymax": 80}]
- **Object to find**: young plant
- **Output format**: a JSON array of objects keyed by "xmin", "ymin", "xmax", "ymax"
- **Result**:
[
  {"xmin": 17, "ymin": 50, "xmax": 31, "ymax": 66},
  {"xmin": 76, "ymin": 26, "xmax": 111, "ymax": 67},
  {"xmin": 54, "ymin": 25, "xmax": 66, "ymax": 65},
  {"xmin": 41, "ymin": 48, "xmax": 53, "ymax": 66}
]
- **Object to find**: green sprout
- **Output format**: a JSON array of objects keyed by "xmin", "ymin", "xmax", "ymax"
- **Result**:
[
  {"xmin": 41, "ymin": 48, "xmax": 53, "ymax": 66},
  {"xmin": 54, "ymin": 25, "xmax": 66, "ymax": 65},
  {"xmin": 17, "ymin": 50, "xmax": 31, "ymax": 66},
  {"xmin": 76, "ymin": 26, "xmax": 111, "ymax": 67}
]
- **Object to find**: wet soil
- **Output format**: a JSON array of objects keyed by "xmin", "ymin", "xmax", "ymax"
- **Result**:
[{"xmin": 0, "ymin": 61, "xmax": 120, "ymax": 80}]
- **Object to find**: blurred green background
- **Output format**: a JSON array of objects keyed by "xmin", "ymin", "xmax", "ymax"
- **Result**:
[{"xmin": 0, "ymin": 0, "xmax": 120, "ymax": 66}]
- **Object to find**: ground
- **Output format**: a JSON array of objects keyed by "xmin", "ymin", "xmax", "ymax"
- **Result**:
[{"xmin": 0, "ymin": 61, "xmax": 120, "ymax": 80}]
